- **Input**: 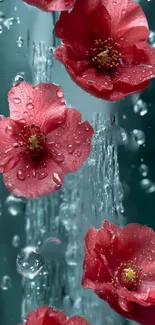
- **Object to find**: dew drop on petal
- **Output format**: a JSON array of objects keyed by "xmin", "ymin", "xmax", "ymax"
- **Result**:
[
  {"xmin": 57, "ymin": 89, "xmax": 64, "ymax": 98},
  {"xmin": 26, "ymin": 103, "xmax": 34, "ymax": 110},
  {"xmin": 17, "ymin": 170, "xmax": 26, "ymax": 181},
  {"xmin": 1, "ymin": 275, "xmax": 12, "ymax": 290},
  {"xmin": 67, "ymin": 144, "xmax": 74, "ymax": 154},
  {"xmin": 12, "ymin": 234, "xmax": 20, "ymax": 247},
  {"xmin": 55, "ymin": 152, "xmax": 64, "ymax": 162},
  {"xmin": 5, "ymin": 125, "xmax": 13, "ymax": 134},
  {"xmin": 38, "ymin": 171, "xmax": 48, "ymax": 180},
  {"xmin": 16, "ymin": 246, "xmax": 44, "ymax": 279},
  {"xmin": 14, "ymin": 97, "xmax": 21, "ymax": 104}
]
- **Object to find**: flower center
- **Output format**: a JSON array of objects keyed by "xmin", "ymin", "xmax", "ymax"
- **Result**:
[
  {"xmin": 115, "ymin": 262, "xmax": 144, "ymax": 290},
  {"xmin": 90, "ymin": 38, "xmax": 121, "ymax": 70},
  {"xmin": 16, "ymin": 124, "xmax": 47, "ymax": 157}
]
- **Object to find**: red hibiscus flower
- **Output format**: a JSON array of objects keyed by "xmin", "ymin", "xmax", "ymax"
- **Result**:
[
  {"xmin": 82, "ymin": 220, "xmax": 155, "ymax": 325},
  {"xmin": 0, "ymin": 82, "xmax": 93, "ymax": 198},
  {"xmin": 23, "ymin": 0, "xmax": 76, "ymax": 12},
  {"xmin": 54, "ymin": 0, "xmax": 155, "ymax": 101},
  {"xmin": 19, "ymin": 305, "xmax": 90, "ymax": 325}
]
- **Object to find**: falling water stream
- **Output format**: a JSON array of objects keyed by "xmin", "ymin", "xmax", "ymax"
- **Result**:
[{"xmin": 21, "ymin": 39, "xmax": 125, "ymax": 325}]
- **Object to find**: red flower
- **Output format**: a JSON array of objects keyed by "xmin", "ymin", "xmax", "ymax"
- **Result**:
[
  {"xmin": 54, "ymin": 0, "xmax": 155, "ymax": 101},
  {"xmin": 19, "ymin": 305, "xmax": 90, "ymax": 325},
  {"xmin": 23, "ymin": 0, "xmax": 76, "ymax": 11},
  {"xmin": 82, "ymin": 221, "xmax": 155, "ymax": 325},
  {"xmin": 0, "ymin": 82, "xmax": 93, "ymax": 198}
]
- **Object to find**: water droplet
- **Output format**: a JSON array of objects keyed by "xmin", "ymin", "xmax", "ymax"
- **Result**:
[
  {"xmin": 26, "ymin": 103, "xmax": 34, "ymax": 110},
  {"xmin": 0, "ymin": 11, "xmax": 5, "ymax": 22},
  {"xmin": 17, "ymin": 170, "xmax": 26, "ymax": 181},
  {"xmin": 55, "ymin": 152, "xmax": 64, "ymax": 162},
  {"xmin": 5, "ymin": 125, "xmax": 13, "ymax": 134},
  {"xmin": 12, "ymin": 74, "xmax": 24, "ymax": 86},
  {"xmin": 74, "ymin": 136, "xmax": 81, "ymax": 144},
  {"xmin": 67, "ymin": 144, "xmax": 74, "ymax": 154},
  {"xmin": 53, "ymin": 173, "xmax": 62, "ymax": 190},
  {"xmin": 57, "ymin": 89, "xmax": 64, "ymax": 98},
  {"xmin": 131, "ymin": 129, "xmax": 145, "ymax": 145},
  {"xmin": 74, "ymin": 149, "xmax": 82, "ymax": 157},
  {"xmin": 12, "ymin": 235, "xmax": 20, "ymax": 247},
  {"xmin": 1, "ymin": 275, "xmax": 12, "ymax": 290},
  {"xmin": 139, "ymin": 164, "xmax": 149, "ymax": 177},
  {"xmin": 133, "ymin": 99, "xmax": 148, "ymax": 116},
  {"xmin": 149, "ymin": 30, "xmax": 155, "ymax": 48},
  {"xmin": 16, "ymin": 36, "xmax": 24, "ymax": 48},
  {"xmin": 0, "ymin": 25, "xmax": 2, "ymax": 34},
  {"xmin": 16, "ymin": 247, "xmax": 44, "ymax": 279},
  {"xmin": 38, "ymin": 171, "xmax": 48, "ymax": 180},
  {"xmin": 14, "ymin": 97, "xmax": 21, "ymax": 104},
  {"xmin": 1, "ymin": 276, "xmax": 12, "ymax": 290},
  {"xmin": 5, "ymin": 195, "xmax": 25, "ymax": 216},
  {"xmin": 140, "ymin": 179, "xmax": 155, "ymax": 193},
  {"xmin": 55, "ymin": 143, "xmax": 60, "ymax": 149}
]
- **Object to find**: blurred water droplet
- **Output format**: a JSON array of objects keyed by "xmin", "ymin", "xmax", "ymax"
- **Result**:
[
  {"xmin": 12, "ymin": 73, "xmax": 24, "ymax": 85},
  {"xmin": 0, "ymin": 12, "xmax": 5, "ymax": 23},
  {"xmin": 0, "ymin": 25, "xmax": 3, "ymax": 34},
  {"xmin": 105, "ymin": 316, "xmax": 115, "ymax": 325},
  {"xmin": 149, "ymin": 30, "xmax": 155, "ymax": 47},
  {"xmin": 16, "ymin": 247, "xmax": 44, "ymax": 279},
  {"xmin": 5, "ymin": 195, "xmax": 25, "ymax": 216},
  {"xmin": 1, "ymin": 276, "xmax": 12, "ymax": 290},
  {"xmin": 133, "ymin": 99, "xmax": 148, "ymax": 116},
  {"xmin": 140, "ymin": 179, "xmax": 155, "ymax": 193},
  {"xmin": 131, "ymin": 129, "xmax": 145, "ymax": 145},
  {"xmin": 16, "ymin": 36, "xmax": 24, "ymax": 48},
  {"xmin": 12, "ymin": 235, "xmax": 20, "ymax": 247},
  {"xmin": 139, "ymin": 164, "xmax": 149, "ymax": 177}
]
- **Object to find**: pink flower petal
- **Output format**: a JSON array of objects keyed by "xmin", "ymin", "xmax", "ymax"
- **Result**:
[
  {"xmin": 23, "ymin": 0, "xmax": 76, "ymax": 11},
  {"xmin": 116, "ymin": 223, "xmax": 155, "ymax": 265},
  {"xmin": 115, "ymin": 2, "xmax": 149, "ymax": 46},
  {"xmin": 47, "ymin": 108, "xmax": 94, "ymax": 173},
  {"xmin": 55, "ymin": 1, "xmax": 110, "ymax": 58},
  {"xmin": 3, "ymin": 157, "xmax": 64, "ymax": 198},
  {"xmin": 8, "ymin": 82, "xmax": 66, "ymax": 133},
  {"xmin": 0, "ymin": 117, "xmax": 21, "ymax": 172}
]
